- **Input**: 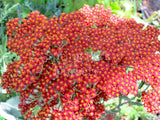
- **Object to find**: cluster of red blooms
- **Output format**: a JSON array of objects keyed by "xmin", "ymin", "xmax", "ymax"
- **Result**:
[{"xmin": 1, "ymin": 4, "xmax": 160, "ymax": 120}]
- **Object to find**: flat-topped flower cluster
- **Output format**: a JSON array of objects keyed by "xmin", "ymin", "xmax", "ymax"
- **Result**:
[{"xmin": 1, "ymin": 4, "xmax": 160, "ymax": 120}]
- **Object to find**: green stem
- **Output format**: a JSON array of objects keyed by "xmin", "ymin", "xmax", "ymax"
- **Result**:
[
  {"xmin": 138, "ymin": 81, "xmax": 145, "ymax": 89},
  {"xmin": 108, "ymin": 93, "xmax": 139, "ymax": 114},
  {"xmin": 118, "ymin": 93, "xmax": 122, "ymax": 113},
  {"xmin": 146, "ymin": 12, "xmax": 158, "ymax": 23},
  {"xmin": 144, "ymin": 84, "xmax": 150, "ymax": 91},
  {"xmin": 133, "ymin": 0, "xmax": 137, "ymax": 16}
]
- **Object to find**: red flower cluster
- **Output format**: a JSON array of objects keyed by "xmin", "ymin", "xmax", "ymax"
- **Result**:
[{"xmin": 1, "ymin": 4, "xmax": 160, "ymax": 120}]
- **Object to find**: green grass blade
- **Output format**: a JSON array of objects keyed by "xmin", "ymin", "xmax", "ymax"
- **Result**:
[{"xmin": 146, "ymin": 12, "xmax": 158, "ymax": 23}]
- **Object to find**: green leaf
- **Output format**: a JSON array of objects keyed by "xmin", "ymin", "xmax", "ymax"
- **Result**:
[
  {"xmin": 139, "ymin": 112, "xmax": 157, "ymax": 120},
  {"xmin": 88, "ymin": 0, "xmax": 95, "ymax": 7},
  {"xmin": 22, "ymin": 7, "xmax": 31, "ymax": 18},
  {"xmin": 4, "ymin": 4, "xmax": 10, "ymax": 11},
  {"xmin": 73, "ymin": 0, "xmax": 87, "ymax": 11},
  {"xmin": 104, "ymin": 0, "xmax": 110, "ymax": 8},
  {"xmin": 0, "ymin": 3, "xmax": 20, "ymax": 23},
  {"xmin": 6, "ymin": 3, "xmax": 20, "ymax": 13},
  {"xmin": 2, "ymin": 56, "xmax": 6, "ymax": 73},
  {"xmin": 86, "ymin": 48, "xmax": 93, "ymax": 54},
  {"xmin": 0, "ymin": 117, "xmax": 4, "ymax": 120},
  {"xmin": 2, "ymin": 35, "xmax": 7, "ymax": 54},
  {"xmin": 121, "ymin": 104, "xmax": 139, "ymax": 120},
  {"xmin": 33, "ymin": 105, "xmax": 42, "ymax": 117},
  {"xmin": 62, "ymin": 0, "xmax": 74, "ymax": 13},
  {"xmin": 5, "ymin": 96, "xmax": 20, "ymax": 109},
  {"xmin": 96, "ymin": 50, "xmax": 101, "ymax": 55},
  {"xmin": 110, "ymin": 1, "xmax": 121, "ymax": 11},
  {"xmin": 97, "ymin": 0, "xmax": 104, "ymax": 5}
]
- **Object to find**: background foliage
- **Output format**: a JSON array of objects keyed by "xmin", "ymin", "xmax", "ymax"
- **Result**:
[{"xmin": 0, "ymin": 0, "xmax": 159, "ymax": 120}]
